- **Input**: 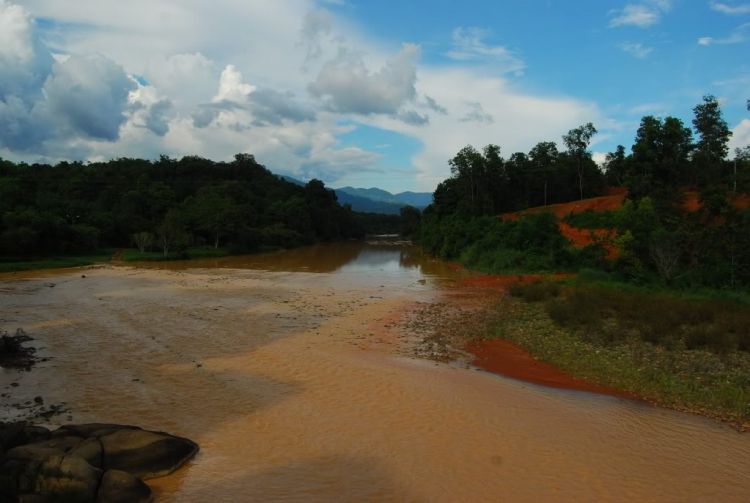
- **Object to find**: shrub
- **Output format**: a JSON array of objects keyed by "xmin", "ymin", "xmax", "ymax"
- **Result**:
[{"xmin": 509, "ymin": 280, "xmax": 562, "ymax": 302}]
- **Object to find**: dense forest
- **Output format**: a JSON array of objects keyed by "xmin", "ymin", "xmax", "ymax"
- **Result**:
[
  {"xmin": 0, "ymin": 153, "xmax": 371, "ymax": 258},
  {"xmin": 420, "ymin": 95, "xmax": 750, "ymax": 289}
]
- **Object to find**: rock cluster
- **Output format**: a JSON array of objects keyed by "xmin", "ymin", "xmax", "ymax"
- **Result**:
[{"xmin": 0, "ymin": 422, "xmax": 199, "ymax": 503}]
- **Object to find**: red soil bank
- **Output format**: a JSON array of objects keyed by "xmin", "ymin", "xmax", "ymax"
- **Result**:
[
  {"xmin": 459, "ymin": 274, "xmax": 639, "ymax": 401},
  {"xmin": 468, "ymin": 337, "xmax": 640, "ymax": 400}
]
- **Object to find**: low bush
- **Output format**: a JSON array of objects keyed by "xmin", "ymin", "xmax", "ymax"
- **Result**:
[
  {"xmin": 509, "ymin": 280, "xmax": 562, "ymax": 302},
  {"xmin": 542, "ymin": 285, "xmax": 750, "ymax": 353}
]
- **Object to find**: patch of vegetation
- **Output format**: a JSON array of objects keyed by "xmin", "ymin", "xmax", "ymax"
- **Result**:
[
  {"xmin": 495, "ymin": 281, "xmax": 750, "ymax": 429},
  {"xmin": 419, "ymin": 212, "xmax": 608, "ymax": 274},
  {"xmin": 563, "ymin": 209, "xmax": 618, "ymax": 229},
  {"xmin": 0, "ymin": 328, "xmax": 37, "ymax": 369},
  {"xmin": 122, "ymin": 247, "xmax": 233, "ymax": 262},
  {"xmin": 508, "ymin": 279, "xmax": 562, "ymax": 302},
  {"xmin": 0, "ymin": 251, "xmax": 114, "ymax": 273}
]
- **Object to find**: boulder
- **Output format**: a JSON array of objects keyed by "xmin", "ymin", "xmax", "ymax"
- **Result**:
[
  {"xmin": 7, "ymin": 436, "xmax": 84, "ymax": 460},
  {"xmin": 6, "ymin": 445, "xmax": 64, "ymax": 462},
  {"xmin": 100, "ymin": 429, "xmax": 199, "ymax": 480},
  {"xmin": 0, "ymin": 458, "xmax": 42, "ymax": 499},
  {"xmin": 95, "ymin": 470, "xmax": 153, "ymax": 503},
  {"xmin": 70, "ymin": 438, "xmax": 104, "ymax": 469},
  {"xmin": 33, "ymin": 454, "xmax": 102, "ymax": 503},
  {"xmin": 0, "ymin": 424, "xmax": 50, "ymax": 455},
  {"xmin": 53, "ymin": 424, "xmax": 141, "ymax": 439}
]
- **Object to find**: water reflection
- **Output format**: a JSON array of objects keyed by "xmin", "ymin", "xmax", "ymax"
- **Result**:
[{"xmin": 133, "ymin": 240, "xmax": 458, "ymax": 278}]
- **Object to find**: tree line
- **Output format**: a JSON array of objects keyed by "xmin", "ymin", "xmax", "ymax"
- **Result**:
[
  {"xmin": 420, "ymin": 95, "xmax": 750, "ymax": 289},
  {"xmin": 0, "ymin": 153, "xmax": 367, "ymax": 258}
]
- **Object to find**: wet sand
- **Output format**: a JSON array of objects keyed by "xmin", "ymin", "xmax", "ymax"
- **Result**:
[{"xmin": 2, "ymin": 246, "xmax": 750, "ymax": 502}]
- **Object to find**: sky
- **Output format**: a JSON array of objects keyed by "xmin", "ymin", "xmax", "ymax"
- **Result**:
[{"xmin": 0, "ymin": 0, "xmax": 749, "ymax": 193}]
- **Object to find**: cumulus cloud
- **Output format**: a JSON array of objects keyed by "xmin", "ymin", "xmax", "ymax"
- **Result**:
[
  {"xmin": 144, "ymin": 52, "xmax": 215, "ymax": 110},
  {"xmin": 610, "ymin": 1, "xmax": 671, "ymax": 27},
  {"xmin": 308, "ymin": 43, "xmax": 421, "ymax": 115},
  {"xmin": 43, "ymin": 54, "xmax": 137, "ymax": 141},
  {"xmin": 447, "ymin": 27, "xmax": 525, "ymax": 74},
  {"xmin": 191, "ymin": 65, "xmax": 316, "ymax": 129},
  {"xmin": 710, "ymin": 2, "xmax": 750, "ymax": 15},
  {"xmin": 0, "ymin": 2, "xmax": 135, "ymax": 153},
  {"xmin": 619, "ymin": 42, "xmax": 654, "ymax": 58},
  {"xmin": 698, "ymin": 23, "xmax": 750, "ymax": 45},
  {"xmin": 0, "ymin": 0, "xmax": 54, "ymax": 105}
]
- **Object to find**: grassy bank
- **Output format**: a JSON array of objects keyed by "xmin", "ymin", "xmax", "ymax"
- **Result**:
[
  {"xmin": 122, "ymin": 248, "xmax": 235, "ymax": 262},
  {"xmin": 491, "ymin": 279, "xmax": 750, "ymax": 429},
  {"xmin": 0, "ymin": 251, "xmax": 115, "ymax": 273}
]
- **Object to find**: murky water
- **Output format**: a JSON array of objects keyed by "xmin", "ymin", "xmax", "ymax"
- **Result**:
[{"xmin": 2, "ymin": 242, "xmax": 750, "ymax": 502}]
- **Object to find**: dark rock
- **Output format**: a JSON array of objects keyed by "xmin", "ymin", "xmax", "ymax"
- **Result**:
[
  {"xmin": 70, "ymin": 438, "xmax": 104, "ymax": 470},
  {"xmin": 100, "ymin": 429, "xmax": 199, "ymax": 479},
  {"xmin": 34, "ymin": 397, "xmax": 43, "ymax": 405},
  {"xmin": 54, "ymin": 424, "xmax": 141, "ymax": 439},
  {"xmin": 0, "ymin": 458, "xmax": 42, "ymax": 498},
  {"xmin": 33, "ymin": 454, "xmax": 102, "ymax": 503},
  {"xmin": 18, "ymin": 495, "xmax": 53, "ymax": 503},
  {"xmin": 0, "ymin": 424, "xmax": 51, "ymax": 455},
  {"xmin": 96, "ymin": 470, "xmax": 153, "ymax": 503},
  {"xmin": 6, "ymin": 445, "xmax": 64, "ymax": 462}
]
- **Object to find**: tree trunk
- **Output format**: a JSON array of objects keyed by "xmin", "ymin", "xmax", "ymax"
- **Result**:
[
  {"xmin": 544, "ymin": 181, "xmax": 548, "ymax": 206},
  {"xmin": 578, "ymin": 160, "xmax": 584, "ymax": 200},
  {"xmin": 215, "ymin": 233, "xmax": 219, "ymax": 249}
]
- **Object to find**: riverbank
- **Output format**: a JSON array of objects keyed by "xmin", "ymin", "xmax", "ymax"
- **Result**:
[
  {"xmin": 449, "ymin": 275, "xmax": 750, "ymax": 430},
  {"xmin": 2, "ymin": 249, "xmax": 750, "ymax": 501},
  {"xmin": 0, "ymin": 251, "xmax": 116, "ymax": 273}
]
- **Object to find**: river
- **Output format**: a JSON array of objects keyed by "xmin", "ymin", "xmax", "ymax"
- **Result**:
[{"xmin": 1, "ymin": 242, "xmax": 749, "ymax": 502}]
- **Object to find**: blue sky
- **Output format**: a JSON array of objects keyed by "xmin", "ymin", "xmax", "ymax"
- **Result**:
[{"xmin": 1, "ymin": 0, "xmax": 749, "ymax": 192}]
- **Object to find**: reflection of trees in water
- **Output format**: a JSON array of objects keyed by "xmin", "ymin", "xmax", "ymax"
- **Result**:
[
  {"xmin": 160, "ymin": 241, "xmax": 457, "ymax": 276},
  {"xmin": 246, "ymin": 242, "xmax": 368, "ymax": 273}
]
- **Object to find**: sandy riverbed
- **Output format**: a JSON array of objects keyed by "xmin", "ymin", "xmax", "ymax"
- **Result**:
[{"xmin": 2, "ymin": 251, "xmax": 750, "ymax": 502}]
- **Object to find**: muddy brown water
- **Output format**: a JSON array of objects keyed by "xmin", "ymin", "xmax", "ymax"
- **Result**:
[{"xmin": 2, "ymin": 242, "xmax": 749, "ymax": 502}]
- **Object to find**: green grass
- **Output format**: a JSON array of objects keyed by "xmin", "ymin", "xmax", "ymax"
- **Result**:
[
  {"xmin": 122, "ymin": 248, "xmax": 234, "ymax": 262},
  {"xmin": 0, "ymin": 250, "xmax": 115, "ymax": 273},
  {"xmin": 561, "ymin": 268, "xmax": 750, "ymax": 304},
  {"xmin": 496, "ymin": 281, "xmax": 750, "ymax": 429}
]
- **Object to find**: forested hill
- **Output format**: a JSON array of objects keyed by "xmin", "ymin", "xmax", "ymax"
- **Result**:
[
  {"xmin": 0, "ymin": 153, "xmax": 366, "ymax": 257},
  {"xmin": 419, "ymin": 95, "xmax": 750, "ymax": 290}
]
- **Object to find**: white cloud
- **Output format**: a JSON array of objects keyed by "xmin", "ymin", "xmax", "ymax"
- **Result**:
[
  {"xmin": 362, "ymin": 67, "xmax": 606, "ymax": 190},
  {"xmin": 446, "ymin": 27, "xmax": 525, "ymax": 74},
  {"xmin": 610, "ymin": 1, "xmax": 671, "ymax": 27},
  {"xmin": 308, "ymin": 43, "xmax": 421, "ymax": 116},
  {"xmin": 2, "ymin": 0, "xmax": 615, "ymax": 191},
  {"xmin": 619, "ymin": 42, "xmax": 654, "ymax": 58},
  {"xmin": 592, "ymin": 152, "xmax": 608, "ymax": 166},
  {"xmin": 698, "ymin": 23, "xmax": 750, "ymax": 44},
  {"xmin": 729, "ymin": 119, "xmax": 750, "ymax": 154},
  {"xmin": 145, "ymin": 53, "xmax": 216, "ymax": 110},
  {"xmin": 710, "ymin": 2, "xmax": 750, "ymax": 15}
]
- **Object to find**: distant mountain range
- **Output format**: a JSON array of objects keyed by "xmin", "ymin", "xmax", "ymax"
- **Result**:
[{"xmin": 279, "ymin": 176, "xmax": 433, "ymax": 215}]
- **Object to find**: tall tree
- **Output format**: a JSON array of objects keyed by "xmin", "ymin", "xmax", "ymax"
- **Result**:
[
  {"xmin": 562, "ymin": 123, "xmax": 598, "ymax": 200},
  {"xmin": 603, "ymin": 145, "xmax": 627, "ymax": 187},
  {"xmin": 692, "ymin": 95, "xmax": 732, "ymax": 187},
  {"xmin": 528, "ymin": 141, "xmax": 558, "ymax": 206}
]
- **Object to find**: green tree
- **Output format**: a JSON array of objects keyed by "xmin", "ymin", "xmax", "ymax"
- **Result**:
[
  {"xmin": 562, "ymin": 123, "xmax": 598, "ymax": 200},
  {"xmin": 399, "ymin": 206, "xmax": 422, "ymax": 238},
  {"xmin": 692, "ymin": 95, "xmax": 732, "ymax": 187},
  {"xmin": 528, "ymin": 141, "xmax": 558, "ymax": 206}
]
